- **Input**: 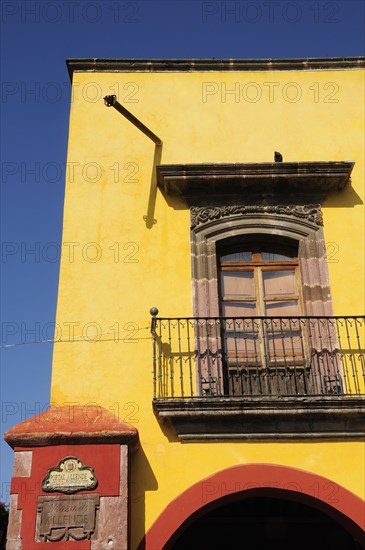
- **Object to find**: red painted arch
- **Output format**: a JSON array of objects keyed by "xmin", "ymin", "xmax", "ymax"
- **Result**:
[{"xmin": 142, "ymin": 464, "xmax": 365, "ymax": 550}]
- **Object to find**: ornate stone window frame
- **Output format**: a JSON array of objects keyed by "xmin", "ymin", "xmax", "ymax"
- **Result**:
[
  {"xmin": 157, "ymin": 161, "xmax": 354, "ymax": 318},
  {"xmin": 190, "ymin": 204, "xmax": 332, "ymax": 319},
  {"xmin": 153, "ymin": 161, "xmax": 365, "ymax": 441}
]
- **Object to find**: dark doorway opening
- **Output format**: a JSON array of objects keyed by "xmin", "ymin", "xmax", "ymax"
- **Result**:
[{"xmin": 170, "ymin": 495, "xmax": 363, "ymax": 550}]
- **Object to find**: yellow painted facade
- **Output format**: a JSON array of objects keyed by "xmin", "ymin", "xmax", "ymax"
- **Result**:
[{"xmin": 51, "ymin": 61, "xmax": 364, "ymax": 548}]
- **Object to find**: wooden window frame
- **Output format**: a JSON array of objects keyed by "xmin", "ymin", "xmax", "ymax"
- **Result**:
[
  {"xmin": 218, "ymin": 239, "xmax": 309, "ymax": 392},
  {"xmin": 190, "ymin": 206, "xmax": 336, "ymax": 396}
]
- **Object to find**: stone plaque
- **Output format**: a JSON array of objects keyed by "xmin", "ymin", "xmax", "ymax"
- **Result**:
[
  {"xmin": 42, "ymin": 456, "xmax": 98, "ymax": 494},
  {"xmin": 36, "ymin": 494, "xmax": 99, "ymax": 542}
]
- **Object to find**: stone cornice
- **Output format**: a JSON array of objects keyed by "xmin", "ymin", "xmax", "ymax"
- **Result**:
[
  {"xmin": 4, "ymin": 406, "xmax": 140, "ymax": 451},
  {"xmin": 66, "ymin": 57, "xmax": 365, "ymax": 79},
  {"xmin": 157, "ymin": 161, "xmax": 354, "ymax": 201}
]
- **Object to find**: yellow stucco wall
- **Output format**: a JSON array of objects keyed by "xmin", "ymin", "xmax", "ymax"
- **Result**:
[{"xmin": 50, "ymin": 67, "xmax": 365, "ymax": 547}]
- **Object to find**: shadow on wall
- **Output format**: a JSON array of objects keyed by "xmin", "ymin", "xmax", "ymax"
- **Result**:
[
  {"xmin": 144, "ymin": 144, "xmax": 163, "ymax": 229},
  {"xmin": 130, "ymin": 446, "xmax": 158, "ymax": 550},
  {"xmin": 322, "ymin": 182, "xmax": 363, "ymax": 208},
  {"xmin": 157, "ymin": 180, "xmax": 363, "ymax": 211}
]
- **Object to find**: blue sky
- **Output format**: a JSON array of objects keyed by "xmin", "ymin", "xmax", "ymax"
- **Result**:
[{"xmin": 1, "ymin": 0, "xmax": 364, "ymax": 503}]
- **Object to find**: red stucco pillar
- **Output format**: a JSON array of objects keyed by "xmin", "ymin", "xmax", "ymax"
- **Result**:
[{"xmin": 4, "ymin": 406, "xmax": 139, "ymax": 550}]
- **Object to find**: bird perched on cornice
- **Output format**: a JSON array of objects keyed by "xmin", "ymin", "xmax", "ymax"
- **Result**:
[{"xmin": 274, "ymin": 151, "xmax": 283, "ymax": 162}]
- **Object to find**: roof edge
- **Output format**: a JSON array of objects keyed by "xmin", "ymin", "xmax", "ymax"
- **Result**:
[{"xmin": 66, "ymin": 57, "xmax": 365, "ymax": 80}]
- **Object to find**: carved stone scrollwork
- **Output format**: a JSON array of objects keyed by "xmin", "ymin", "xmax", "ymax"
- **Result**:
[{"xmin": 190, "ymin": 204, "xmax": 323, "ymax": 230}]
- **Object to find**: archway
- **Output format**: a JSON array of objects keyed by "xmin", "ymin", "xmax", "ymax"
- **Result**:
[
  {"xmin": 171, "ymin": 493, "xmax": 361, "ymax": 549},
  {"xmin": 142, "ymin": 464, "xmax": 365, "ymax": 549}
]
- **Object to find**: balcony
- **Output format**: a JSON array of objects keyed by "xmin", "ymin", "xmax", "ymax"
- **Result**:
[{"xmin": 151, "ymin": 313, "xmax": 365, "ymax": 440}]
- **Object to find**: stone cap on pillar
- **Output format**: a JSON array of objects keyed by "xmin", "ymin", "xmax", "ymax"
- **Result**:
[{"xmin": 4, "ymin": 405, "xmax": 139, "ymax": 452}]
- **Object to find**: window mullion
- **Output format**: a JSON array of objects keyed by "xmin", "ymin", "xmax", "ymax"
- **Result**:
[
  {"xmin": 255, "ymin": 267, "xmax": 269, "ymax": 386},
  {"xmin": 256, "ymin": 267, "xmax": 265, "ymax": 316}
]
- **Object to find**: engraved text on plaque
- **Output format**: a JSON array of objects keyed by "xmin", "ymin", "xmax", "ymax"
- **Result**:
[
  {"xmin": 42, "ymin": 456, "xmax": 98, "ymax": 494},
  {"xmin": 36, "ymin": 494, "xmax": 100, "ymax": 542}
]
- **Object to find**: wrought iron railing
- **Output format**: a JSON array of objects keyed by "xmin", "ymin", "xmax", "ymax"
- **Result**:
[{"xmin": 150, "ymin": 312, "xmax": 365, "ymax": 398}]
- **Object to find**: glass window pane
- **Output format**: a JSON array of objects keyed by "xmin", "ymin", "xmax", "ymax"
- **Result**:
[
  {"xmin": 261, "ymin": 251, "xmax": 294, "ymax": 261},
  {"xmin": 263, "ymin": 270, "xmax": 297, "ymax": 296},
  {"xmin": 220, "ymin": 251, "xmax": 252, "ymax": 262},
  {"xmin": 222, "ymin": 301, "xmax": 256, "ymax": 318},
  {"xmin": 220, "ymin": 271, "xmax": 254, "ymax": 297}
]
